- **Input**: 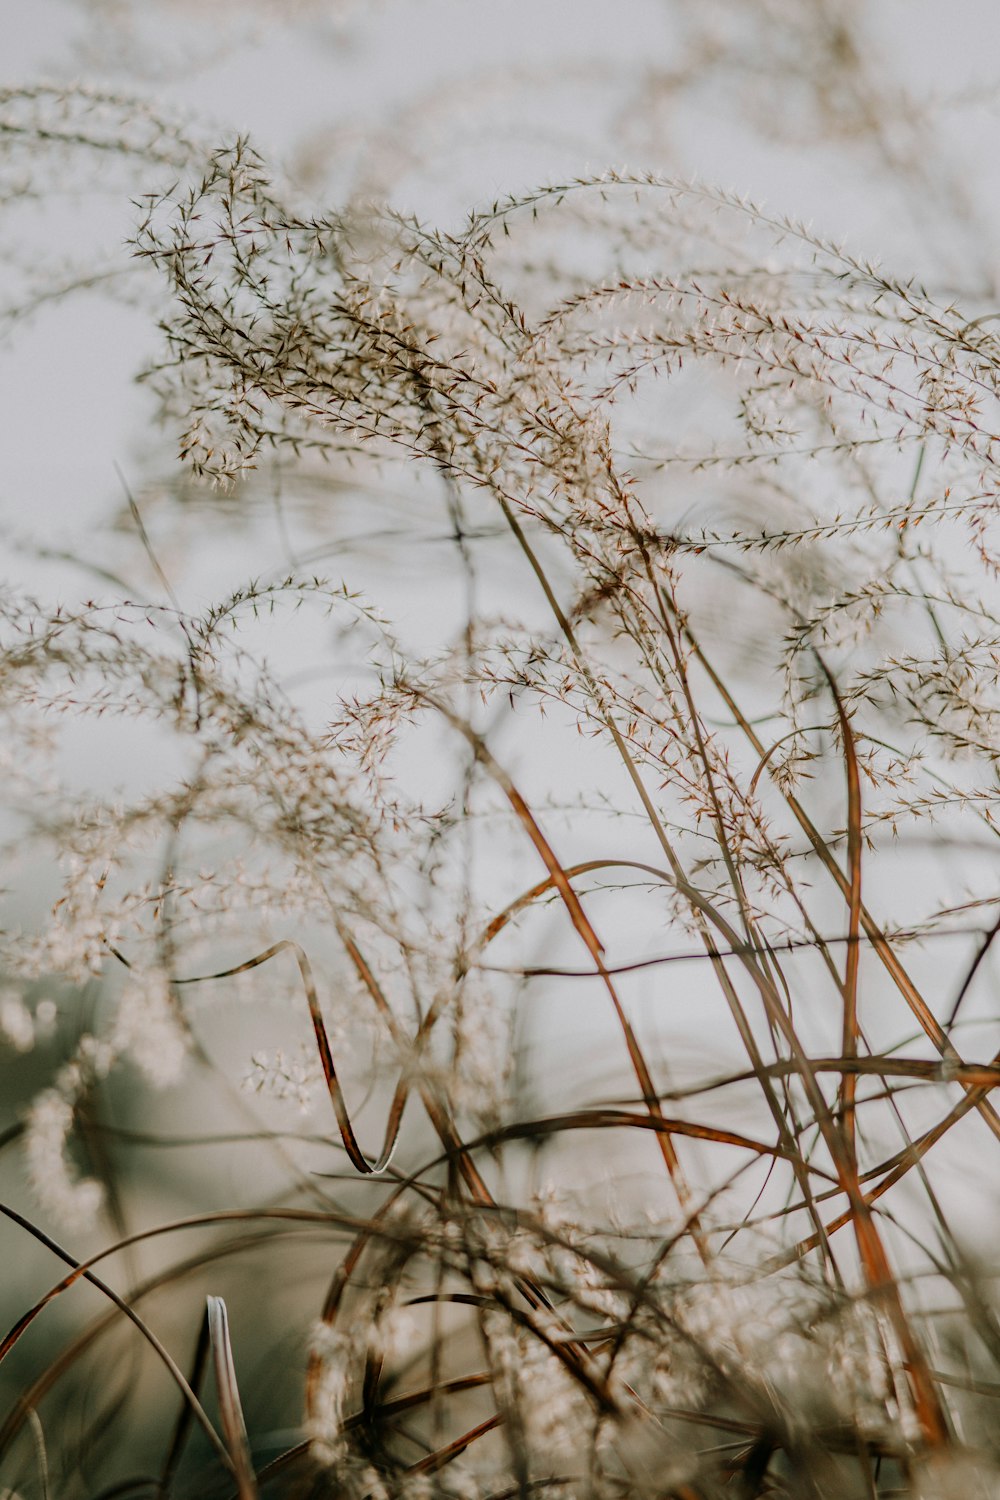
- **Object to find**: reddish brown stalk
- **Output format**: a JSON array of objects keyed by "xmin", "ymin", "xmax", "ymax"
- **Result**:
[
  {"xmin": 487, "ymin": 486, "xmax": 829, "ymax": 1272},
  {"xmin": 0, "ymin": 1220, "xmax": 306, "ymax": 1460},
  {"xmin": 436, "ymin": 705, "xmax": 711, "ymax": 1259},
  {"xmin": 815, "ymin": 656, "xmax": 863, "ymax": 1163},
  {"xmin": 644, "ymin": 629, "xmax": 952, "ymax": 1444},
  {"xmin": 0, "ymin": 1203, "xmax": 233, "ymax": 1473},
  {"xmin": 301, "ymin": 923, "xmax": 611, "ymax": 1430},
  {"xmin": 406, "ymin": 1414, "xmax": 503, "ymax": 1474},
  {"xmin": 427, "ymin": 1107, "xmax": 804, "ymax": 1164},
  {"xmin": 525, "ymin": 854, "xmax": 954, "ymax": 1450},
  {"xmin": 473, "ymin": 783, "xmax": 948, "ymax": 1440},
  {"xmin": 684, "ymin": 621, "xmax": 1000, "ymax": 1148},
  {"xmin": 172, "ymin": 937, "xmax": 408, "ymax": 1177},
  {"xmin": 475, "ymin": 861, "xmax": 842, "ymax": 1269},
  {"xmin": 786, "ymin": 1044, "xmax": 1000, "ymax": 1263}
]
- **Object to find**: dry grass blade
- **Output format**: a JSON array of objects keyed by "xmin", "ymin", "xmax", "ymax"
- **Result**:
[
  {"xmin": 206, "ymin": 1297, "xmax": 258, "ymax": 1500},
  {"xmin": 434, "ymin": 701, "xmax": 709, "ymax": 1252},
  {"xmin": 817, "ymin": 655, "xmax": 864, "ymax": 1163},
  {"xmin": 0, "ymin": 1204, "xmax": 232, "ymax": 1473}
]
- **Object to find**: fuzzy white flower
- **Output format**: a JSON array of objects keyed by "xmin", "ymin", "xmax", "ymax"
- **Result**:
[
  {"xmin": 33, "ymin": 997, "xmax": 58, "ymax": 1039},
  {"xmin": 307, "ymin": 1324, "xmax": 355, "ymax": 1462},
  {"xmin": 0, "ymin": 991, "xmax": 35, "ymax": 1052},
  {"xmin": 24, "ymin": 1087, "xmax": 104, "ymax": 1230},
  {"xmin": 243, "ymin": 1046, "xmax": 319, "ymax": 1111},
  {"xmin": 370, "ymin": 1304, "xmax": 416, "ymax": 1363},
  {"xmin": 111, "ymin": 971, "xmax": 188, "ymax": 1087},
  {"xmin": 519, "ymin": 1337, "xmax": 585, "ymax": 1461}
]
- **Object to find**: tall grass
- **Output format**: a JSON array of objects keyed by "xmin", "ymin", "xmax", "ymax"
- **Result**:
[{"xmin": 2, "ymin": 7, "xmax": 1000, "ymax": 1497}]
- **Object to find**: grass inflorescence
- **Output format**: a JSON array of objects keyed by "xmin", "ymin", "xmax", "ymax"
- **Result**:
[{"xmin": 3, "ymin": 6, "xmax": 1000, "ymax": 1497}]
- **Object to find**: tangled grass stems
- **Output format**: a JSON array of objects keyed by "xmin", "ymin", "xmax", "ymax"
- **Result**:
[{"xmin": 4, "ymin": 15, "xmax": 1000, "ymax": 1494}]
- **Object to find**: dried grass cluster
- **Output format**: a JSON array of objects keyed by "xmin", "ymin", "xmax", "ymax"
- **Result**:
[{"xmin": 2, "ymin": 5, "xmax": 1000, "ymax": 1498}]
